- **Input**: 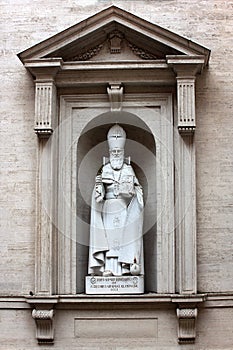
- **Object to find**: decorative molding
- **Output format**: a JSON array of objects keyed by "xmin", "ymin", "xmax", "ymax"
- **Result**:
[
  {"xmin": 66, "ymin": 43, "xmax": 104, "ymax": 61},
  {"xmin": 128, "ymin": 42, "xmax": 157, "ymax": 60},
  {"xmin": 26, "ymin": 294, "xmax": 205, "ymax": 345},
  {"xmin": 25, "ymin": 293, "xmax": 206, "ymax": 305},
  {"xmin": 66, "ymin": 29, "xmax": 157, "ymax": 61},
  {"xmin": 108, "ymin": 30, "xmax": 124, "ymax": 54},
  {"xmin": 17, "ymin": 6, "xmax": 210, "ymax": 65},
  {"xmin": 107, "ymin": 83, "xmax": 124, "ymax": 111},
  {"xmin": 177, "ymin": 78, "xmax": 196, "ymax": 134},
  {"xmin": 177, "ymin": 307, "xmax": 198, "ymax": 344},
  {"xmin": 32, "ymin": 309, "xmax": 54, "ymax": 344},
  {"xmin": 167, "ymin": 55, "xmax": 206, "ymax": 135},
  {"xmin": 166, "ymin": 55, "xmax": 206, "ymax": 73},
  {"xmin": 15, "ymin": 292, "xmax": 233, "ymax": 308},
  {"xmin": 22, "ymin": 59, "xmax": 177, "ymax": 93},
  {"xmin": 34, "ymin": 81, "xmax": 57, "ymax": 138},
  {"xmin": 60, "ymin": 93, "xmax": 175, "ymax": 294},
  {"xmin": 64, "ymin": 32, "xmax": 157, "ymax": 62}
]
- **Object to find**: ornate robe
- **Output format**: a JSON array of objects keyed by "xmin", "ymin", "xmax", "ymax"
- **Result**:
[{"xmin": 88, "ymin": 162, "xmax": 144, "ymax": 276}]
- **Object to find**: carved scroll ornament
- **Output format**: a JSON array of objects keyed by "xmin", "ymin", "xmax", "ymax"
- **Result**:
[
  {"xmin": 177, "ymin": 308, "xmax": 198, "ymax": 344},
  {"xmin": 32, "ymin": 309, "xmax": 54, "ymax": 344}
]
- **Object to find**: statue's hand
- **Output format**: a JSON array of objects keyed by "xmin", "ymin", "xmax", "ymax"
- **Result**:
[
  {"xmin": 96, "ymin": 195, "xmax": 104, "ymax": 203},
  {"xmin": 129, "ymin": 187, "xmax": 135, "ymax": 196}
]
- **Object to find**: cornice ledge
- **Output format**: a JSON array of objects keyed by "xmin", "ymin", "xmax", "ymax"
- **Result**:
[
  {"xmin": 62, "ymin": 60, "xmax": 168, "ymax": 70},
  {"xmin": 23, "ymin": 58, "xmax": 170, "ymax": 78},
  {"xmin": 26, "ymin": 296, "xmax": 59, "ymax": 305},
  {"xmin": 21, "ymin": 293, "xmax": 233, "ymax": 306},
  {"xmin": 24, "ymin": 58, "xmax": 63, "ymax": 78},
  {"xmin": 25, "ymin": 293, "xmax": 207, "ymax": 305},
  {"xmin": 166, "ymin": 55, "xmax": 206, "ymax": 75},
  {"xmin": 207, "ymin": 292, "xmax": 233, "ymax": 300},
  {"xmin": 166, "ymin": 55, "xmax": 206, "ymax": 64},
  {"xmin": 171, "ymin": 293, "xmax": 207, "ymax": 305}
]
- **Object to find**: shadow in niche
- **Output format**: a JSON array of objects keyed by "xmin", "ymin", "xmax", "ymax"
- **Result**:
[{"xmin": 76, "ymin": 112, "xmax": 157, "ymax": 293}]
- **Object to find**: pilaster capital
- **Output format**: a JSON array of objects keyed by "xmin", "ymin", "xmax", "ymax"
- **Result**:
[
  {"xmin": 24, "ymin": 58, "xmax": 62, "ymax": 80},
  {"xmin": 34, "ymin": 80, "xmax": 57, "ymax": 138},
  {"xmin": 166, "ymin": 55, "xmax": 206, "ymax": 76},
  {"xmin": 167, "ymin": 56, "xmax": 205, "ymax": 134}
]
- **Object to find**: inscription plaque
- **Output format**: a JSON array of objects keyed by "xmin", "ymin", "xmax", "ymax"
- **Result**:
[{"xmin": 85, "ymin": 276, "xmax": 144, "ymax": 294}]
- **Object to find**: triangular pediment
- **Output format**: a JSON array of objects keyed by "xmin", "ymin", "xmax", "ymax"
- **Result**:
[{"xmin": 18, "ymin": 6, "xmax": 210, "ymax": 65}]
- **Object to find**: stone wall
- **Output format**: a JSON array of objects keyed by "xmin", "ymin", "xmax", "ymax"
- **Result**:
[
  {"xmin": 1, "ymin": 305, "xmax": 233, "ymax": 349},
  {"xmin": 0, "ymin": 0, "xmax": 233, "ymax": 348}
]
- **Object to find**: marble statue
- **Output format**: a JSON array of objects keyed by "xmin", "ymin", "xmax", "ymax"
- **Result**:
[{"xmin": 88, "ymin": 124, "xmax": 144, "ymax": 277}]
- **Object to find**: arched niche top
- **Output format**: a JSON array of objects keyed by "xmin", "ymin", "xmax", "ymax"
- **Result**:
[
  {"xmin": 77, "ymin": 112, "xmax": 156, "ymax": 221},
  {"xmin": 80, "ymin": 110, "xmax": 156, "ymax": 152},
  {"xmin": 76, "ymin": 110, "xmax": 157, "ymax": 221}
]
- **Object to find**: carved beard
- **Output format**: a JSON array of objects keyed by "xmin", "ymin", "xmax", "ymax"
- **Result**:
[{"xmin": 110, "ymin": 155, "xmax": 124, "ymax": 170}]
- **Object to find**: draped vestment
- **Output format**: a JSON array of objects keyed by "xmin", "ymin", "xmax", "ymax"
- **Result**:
[{"xmin": 88, "ymin": 163, "xmax": 144, "ymax": 276}]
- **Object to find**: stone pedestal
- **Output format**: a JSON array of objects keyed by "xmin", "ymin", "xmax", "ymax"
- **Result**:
[{"xmin": 85, "ymin": 276, "xmax": 144, "ymax": 294}]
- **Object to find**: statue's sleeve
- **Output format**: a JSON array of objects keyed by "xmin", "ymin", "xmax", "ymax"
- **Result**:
[
  {"xmin": 127, "ymin": 165, "xmax": 144, "ymax": 209},
  {"xmin": 95, "ymin": 174, "xmax": 105, "ymax": 202},
  {"xmin": 88, "ymin": 189, "xmax": 109, "ymax": 274}
]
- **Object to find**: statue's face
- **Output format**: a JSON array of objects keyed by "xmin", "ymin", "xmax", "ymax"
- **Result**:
[{"xmin": 109, "ymin": 148, "xmax": 124, "ymax": 170}]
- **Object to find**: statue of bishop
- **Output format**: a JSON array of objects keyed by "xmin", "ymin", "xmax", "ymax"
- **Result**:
[{"xmin": 88, "ymin": 124, "xmax": 144, "ymax": 277}]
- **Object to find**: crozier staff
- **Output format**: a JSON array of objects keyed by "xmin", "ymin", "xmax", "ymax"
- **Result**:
[{"xmin": 88, "ymin": 124, "xmax": 144, "ymax": 276}]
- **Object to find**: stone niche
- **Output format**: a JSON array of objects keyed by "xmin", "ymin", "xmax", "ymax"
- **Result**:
[{"xmin": 18, "ymin": 5, "xmax": 210, "ymax": 345}]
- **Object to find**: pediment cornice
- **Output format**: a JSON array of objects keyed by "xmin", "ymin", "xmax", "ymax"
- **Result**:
[
  {"xmin": 18, "ymin": 6, "xmax": 210, "ymax": 139},
  {"xmin": 18, "ymin": 5, "xmax": 210, "ymax": 68}
]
